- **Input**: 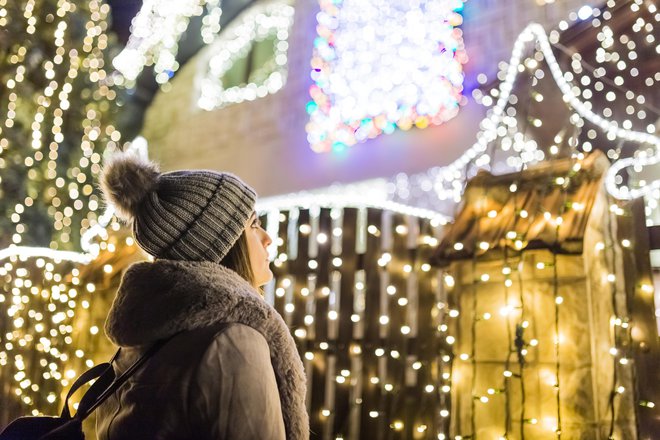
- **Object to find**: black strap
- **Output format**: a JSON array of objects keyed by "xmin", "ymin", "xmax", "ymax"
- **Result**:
[
  {"xmin": 61, "ymin": 334, "xmax": 177, "ymax": 423},
  {"xmin": 77, "ymin": 335, "xmax": 176, "ymax": 420},
  {"xmin": 60, "ymin": 360, "xmax": 115, "ymax": 420},
  {"xmin": 60, "ymin": 347, "xmax": 123, "ymax": 419}
]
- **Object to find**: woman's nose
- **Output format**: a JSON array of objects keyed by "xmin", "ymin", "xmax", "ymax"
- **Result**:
[{"xmin": 262, "ymin": 230, "xmax": 273, "ymax": 247}]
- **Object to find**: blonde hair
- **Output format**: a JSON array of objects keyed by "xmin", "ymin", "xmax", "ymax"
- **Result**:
[{"xmin": 220, "ymin": 232, "xmax": 255, "ymax": 287}]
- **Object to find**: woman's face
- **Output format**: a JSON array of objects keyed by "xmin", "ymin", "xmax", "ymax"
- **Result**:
[{"xmin": 245, "ymin": 212, "xmax": 273, "ymax": 287}]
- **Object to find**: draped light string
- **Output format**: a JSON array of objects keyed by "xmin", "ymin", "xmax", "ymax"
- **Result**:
[
  {"xmin": 519, "ymin": 84, "xmax": 579, "ymax": 440},
  {"xmin": 502, "ymin": 76, "xmax": 536, "ymax": 440},
  {"xmin": 603, "ymin": 207, "xmax": 620, "ymax": 439},
  {"xmin": 503, "ymin": 252, "xmax": 516, "ymax": 439},
  {"xmin": 468, "ymin": 201, "xmax": 481, "ymax": 438},
  {"xmin": 600, "ymin": 198, "xmax": 639, "ymax": 438},
  {"xmin": 436, "ymin": 268, "xmax": 454, "ymax": 437},
  {"xmin": 0, "ymin": 0, "xmax": 121, "ymax": 254},
  {"xmin": 263, "ymin": 206, "xmax": 451, "ymax": 438},
  {"xmin": 0, "ymin": 139, "xmax": 148, "ymax": 264},
  {"xmin": 0, "ymin": 230, "xmax": 141, "ymax": 415},
  {"xmin": 113, "ymin": 0, "xmax": 296, "ymax": 105},
  {"xmin": 550, "ymin": 171, "xmax": 571, "ymax": 439},
  {"xmin": 111, "ymin": 0, "xmax": 207, "ymax": 86},
  {"xmin": 432, "ymin": 2, "xmax": 659, "ymax": 204},
  {"xmin": 196, "ymin": 1, "xmax": 295, "ymax": 110}
]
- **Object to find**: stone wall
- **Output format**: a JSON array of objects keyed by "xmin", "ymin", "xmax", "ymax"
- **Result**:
[{"xmin": 141, "ymin": 0, "xmax": 601, "ymax": 196}]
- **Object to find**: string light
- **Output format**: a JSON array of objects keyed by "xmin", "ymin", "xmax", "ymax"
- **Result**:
[
  {"xmin": 435, "ymin": 135, "xmax": 651, "ymax": 438},
  {"xmin": 431, "ymin": 20, "xmax": 658, "ymax": 204},
  {"xmin": 112, "ymin": 0, "xmax": 209, "ymax": 85},
  {"xmin": 263, "ymin": 205, "xmax": 449, "ymax": 438},
  {"xmin": 1, "ymin": 0, "xmax": 122, "ymax": 257},
  {"xmin": 196, "ymin": 2, "xmax": 294, "ymax": 110},
  {"xmin": 1, "ymin": 0, "xmax": 128, "ymax": 413},
  {"xmin": 256, "ymin": 179, "xmax": 450, "ymax": 224},
  {"xmin": 3, "ymin": 0, "xmax": 657, "ymax": 435},
  {"xmin": 1, "ymin": 139, "xmax": 148, "ymax": 264},
  {"xmin": 0, "ymin": 229, "xmax": 142, "ymax": 415}
]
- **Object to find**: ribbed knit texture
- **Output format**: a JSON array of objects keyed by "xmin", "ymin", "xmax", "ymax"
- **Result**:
[{"xmin": 133, "ymin": 170, "xmax": 256, "ymax": 263}]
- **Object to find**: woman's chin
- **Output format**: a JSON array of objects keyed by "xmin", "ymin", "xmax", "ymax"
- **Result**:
[{"xmin": 256, "ymin": 269, "xmax": 274, "ymax": 288}]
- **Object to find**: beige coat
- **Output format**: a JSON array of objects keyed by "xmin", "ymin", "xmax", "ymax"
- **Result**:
[{"xmin": 96, "ymin": 260, "xmax": 309, "ymax": 440}]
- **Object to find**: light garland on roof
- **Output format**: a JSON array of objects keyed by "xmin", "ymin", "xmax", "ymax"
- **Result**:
[
  {"xmin": 306, "ymin": 0, "xmax": 467, "ymax": 153},
  {"xmin": 432, "ymin": 20, "xmax": 658, "ymax": 202},
  {"xmin": 197, "ymin": 1, "xmax": 295, "ymax": 110},
  {"xmin": 256, "ymin": 179, "xmax": 451, "ymax": 225}
]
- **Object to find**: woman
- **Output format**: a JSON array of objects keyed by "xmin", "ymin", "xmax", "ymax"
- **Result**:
[{"xmin": 96, "ymin": 152, "xmax": 309, "ymax": 439}]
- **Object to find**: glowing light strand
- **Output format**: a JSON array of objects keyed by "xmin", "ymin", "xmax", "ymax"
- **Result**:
[
  {"xmin": 256, "ymin": 180, "xmax": 451, "ymax": 225},
  {"xmin": 433, "ymin": 23, "xmax": 659, "ymax": 201},
  {"xmin": 112, "ymin": 0, "xmax": 208, "ymax": 84},
  {"xmin": 0, "ymin": 139, "xmax": 149, "ymax": 263},
  {"xmin": 197, "ymin": 2, "xmax": 295, "ymax": 110}
]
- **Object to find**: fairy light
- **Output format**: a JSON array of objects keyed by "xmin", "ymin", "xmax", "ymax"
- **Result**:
[
  {"xmin": 264, "ymin": 205, "xmax": 449, "ymax": 438},
  {"xmin": 431, "ymin": 18, "xmax": 659, "ymax": 204},
  {"xmin": 112, "ymin": 0, "xmax": 207, "ymax": 85},
  {"xmin": 434, "ymin": 123, "xmax": 654, "ymax": 438},
  {"xmin": 1, "ymin": 139, "xmax": 148, "ymax": 264},
  {"xmin": 0, "ymin": 0, "xmax": 144, "ymax": 413},
  {"xmin": 428, "ymin": 9, "xmax": 658, "ymax": 433},
  {"xmin": 306, "ymin": 0, "xmax": 467, "ymax": 153},
  {"xmin": 0, "ymin": 230, "xmax": 140, "ymax": 415},
  {"xmin": 1, "ymin": 0, "xmax": 122, "ymax": 256},
  {"xmin": 5, "ymin": 0, "xmax": 656, "ymax": 435},
  {"xmin": 256, "ymin": 179, "xmax": 450, "ymax": 224},
  {"xmin": 197, "ymin": 2, "xmax": 295, "ymax": 110}
]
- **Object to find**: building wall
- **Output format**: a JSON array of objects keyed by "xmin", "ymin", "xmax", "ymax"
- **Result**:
[{"xmin": 141, "ymin": 0, "xmax": 600, "ymax": 196}]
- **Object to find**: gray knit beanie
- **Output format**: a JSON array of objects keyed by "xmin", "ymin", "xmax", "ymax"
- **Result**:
[{"xmin": 100, "ymin": 152, "xmax": 256, "ymax": 263}]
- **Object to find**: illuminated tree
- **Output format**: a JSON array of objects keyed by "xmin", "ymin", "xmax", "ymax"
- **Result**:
[
  {"xmin": 0, "ymin": 0, "xmax": 127, "ymax": 424},
  {"xmin": 0, "ymin": 0, "xmax": 124, "ymax": 251}
]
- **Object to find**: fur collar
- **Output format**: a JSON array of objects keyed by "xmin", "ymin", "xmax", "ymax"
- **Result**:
[{"xmin": 106, "ymin": 259, "xmax": 309, "ymax": 439}]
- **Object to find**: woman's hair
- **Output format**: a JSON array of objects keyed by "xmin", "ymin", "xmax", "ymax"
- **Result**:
[{"xmin": 220, "ymin": 231, "xmax": 255, "ymax": 286}]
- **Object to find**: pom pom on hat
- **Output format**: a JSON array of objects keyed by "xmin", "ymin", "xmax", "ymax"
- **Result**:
[{"xmin": 100, "ymin": 152, "xmax": 160, "ymax": 221}]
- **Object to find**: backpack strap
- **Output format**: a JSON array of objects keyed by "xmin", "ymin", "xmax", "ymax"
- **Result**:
[
  {"xmin": 76, "ymin": 333, "xmax": 178, "ymax": 420},
  {"xmin": 60, "ymin": 358, "xmax": 117, "ymax": 420},
  {"xmin": 58, "ymin": 333, "xmax": 178, "ymax": 423}
]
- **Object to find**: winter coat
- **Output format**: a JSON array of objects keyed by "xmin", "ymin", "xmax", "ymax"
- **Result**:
[{"xmin": 96, "ymin": 259, "xmax": 309, "ymax": 440}]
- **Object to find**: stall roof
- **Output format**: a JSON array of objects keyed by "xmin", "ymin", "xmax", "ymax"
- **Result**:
[{"xmin": 431, "ymin": 150, "xmax": 610, "ymax": 266}]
